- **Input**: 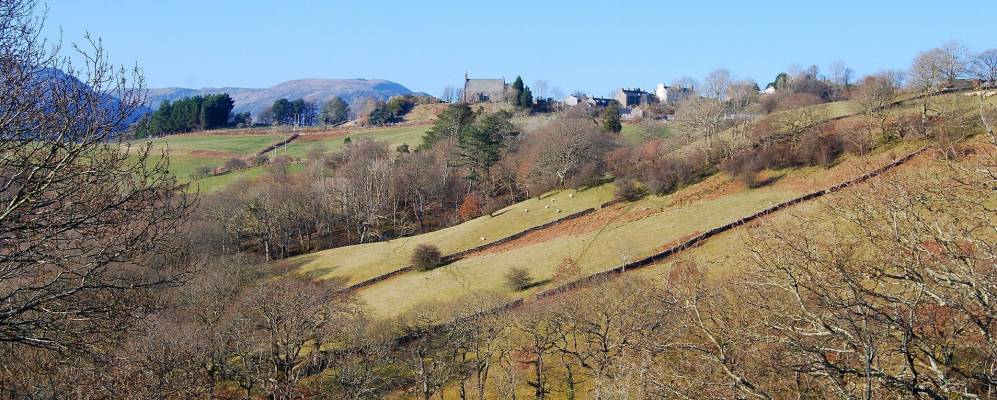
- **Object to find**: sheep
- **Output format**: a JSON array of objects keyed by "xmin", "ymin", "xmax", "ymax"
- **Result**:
[
  {"xmin": 544, "ymin": 205, "xmax": 550, "ymax": 209},
  {"xmin": 568, "ymin": 193, "xmax": 574, "ymax": 198},
  {"xmin": 480, "ymin": 236, "xmax": 486, "ymax": 241},
  {"xmin": 556, "ymin": 209, "xmax": 562, "ymax": 213},
  {"xmin": 524, "ymin": 208, "xmax": 529, "ymax": 213}
]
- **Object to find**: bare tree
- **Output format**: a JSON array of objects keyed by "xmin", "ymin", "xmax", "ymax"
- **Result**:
[
  {"xmin": 702, "ymin": 69, "xmax": 733, "ymax": 101},
  {"xmin": 533, "ymin": 79, "xmax": 549, "ymax": 100},
  {"xmin": 854, "ymin": 71, "xmax": 902, "ymax": 141},
  {"xmin": 0, "ymin": 0, "xmax": 193, "ymax": 361},
  {"xmin": 442, "ymin": 86, "xmax": 456, "ymax": 103},
  {"xmin": 971, "ymin": 49, "xmax": 997, "ymax": 134}
]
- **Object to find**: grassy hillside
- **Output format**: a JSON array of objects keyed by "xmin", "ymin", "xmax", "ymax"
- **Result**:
[
  {"xmin": 284, "ymin": 135, "xmax": 922, "ymax": 319},
  {"xmin": 282, "ymin": 125, "xmax": 429, "ymax": 157},
  {"xmin": 284, "ymin": 184, "xmax": 617, "ymax": 286}
]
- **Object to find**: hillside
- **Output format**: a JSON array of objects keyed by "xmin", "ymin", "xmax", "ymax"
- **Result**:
[
  {"xmin": 284, "ymin": 138, "xmax": 926, "ymax": 319},
  {"xmin": 146, "ymin": 78, "xmax": 414, "ymax": 116}
]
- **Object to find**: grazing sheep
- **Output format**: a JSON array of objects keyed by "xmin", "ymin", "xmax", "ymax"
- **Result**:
[
  {"xmin": 556, "ymin": 209, "xmax": 562, "ymax": 213},
  {"xmin": 544, "ymin": 205, "xmax": 550, "ymax": 209},
  {"xmin": 524, "ymin": 208, "xmax": 529, "ymax": 213},
  {"xmin": 480, "ymin": 236, "xmax": 486, "ymax": 241},
  {"xmin": 568, "ymin": 193, "xmax": 574, "ymax": 198},
  {"xmin": 550, "ymin": 198, "xmax": 556, "ymax": 202}
]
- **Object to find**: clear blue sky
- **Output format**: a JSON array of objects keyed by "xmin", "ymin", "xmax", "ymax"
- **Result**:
[{"xmin": 44, "ymin": 0, "xmax": 996, "ymax": 96}]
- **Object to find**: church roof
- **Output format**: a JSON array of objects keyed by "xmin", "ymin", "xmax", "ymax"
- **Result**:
[{"xmin": 465, "ymin": 79, "xmax": 505, "ymax": 93}]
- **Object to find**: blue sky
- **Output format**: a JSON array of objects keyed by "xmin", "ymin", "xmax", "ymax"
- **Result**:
[{"xmin": 44, "ymin": 1, "xmax": 996, "ymax": 96}]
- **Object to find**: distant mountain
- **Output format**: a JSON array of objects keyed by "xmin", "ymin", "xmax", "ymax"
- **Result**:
[
  {"xmin": 146, "ymin": 79, "xmax": 415, "ymax": 117},
  {"xmin": 38, "ymin": 68, "xmax": 151, "ymax": 128}
]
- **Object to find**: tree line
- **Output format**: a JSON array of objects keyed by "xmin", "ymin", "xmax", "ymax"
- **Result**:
[{"xmin": 135, "ymin": 93, "xmax": 235, "ymax": 137}]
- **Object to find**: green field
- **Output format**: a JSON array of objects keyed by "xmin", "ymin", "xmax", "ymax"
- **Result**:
[
  {"xmin": 142, "ymin": 133, "xmax": 287, "ymax": 156},
  {"xmin": 282, "ymin": 125, "xmax": 430, "ymax": 157},
  {"xmin": 286, "ymin": 185, "xmax": 617, "ymax": 285}
]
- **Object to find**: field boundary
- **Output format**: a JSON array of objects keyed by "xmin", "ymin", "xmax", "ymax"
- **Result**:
[
  {"xmin": 534, "ymin": 146, "xmax": 928, "ymax": 300},
  {"xmin": 344, "ymin": 206, "xmax": 602, "ymax": 291}
]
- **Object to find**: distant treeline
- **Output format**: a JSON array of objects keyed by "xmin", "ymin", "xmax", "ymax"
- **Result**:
[{"xmin": 135, "ymin": 93, "xmax": 239, "ymax": 138}]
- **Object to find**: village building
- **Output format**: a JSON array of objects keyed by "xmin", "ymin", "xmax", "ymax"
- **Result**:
[
  {"xmin": 655, "ymin": 83, "xmax": 693, "ymax": 103},
  {"xmin": 564, "ymin": 95, "xmax": 614, "ymax": 108},
  {"xmin": 615, "ymin": 88, "xmax": 655, "ymax": 107},
  {"xmin": 461, "ymin": 73, "xmax": 510, "ymax": 103}
]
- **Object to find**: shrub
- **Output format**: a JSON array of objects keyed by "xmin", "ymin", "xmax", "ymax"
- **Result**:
[
  {"xmin": 505, "ymin": 267, "xmax": 533, "ymax": 291},
  {"xmin": 411, "ymin": 244, "xmax": 443, "ymax": 271},
  {"xmin": 457, "ymin": 196, "xmax": 482, "ymax": 221},
  {"xmin": 252, "ymin": 154, "xmax": 269, "ymax": 166},
  {"xmin": 224, "ymin": 157, "xmax": 248, "ymax": 171},
  {"xmin": 553, "ymin": 258, "xmax": 581, "ymax": 282},
  {"xmin": 190, "ymin": 165, "xmax": 214, "ymax": 179},
  {"xmin": 614, "ymin": 179, "xmax": 646, "ymax": 202}
]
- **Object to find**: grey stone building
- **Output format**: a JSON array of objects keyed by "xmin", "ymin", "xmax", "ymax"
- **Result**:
[
  {"xmin": 615, "ymin": 88, "xmax": 655, "ymax": 107},
  {"xmin": 462, "ymin": 74, "xmax": 509, "ymax": 103}
]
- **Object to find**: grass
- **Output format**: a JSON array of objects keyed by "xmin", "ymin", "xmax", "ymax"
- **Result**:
[
  {"xmin": 338, "ymin": 141, "xmax": 924, "ymax": 319},
  {"xmin": 286, "ymin": 185, "xmax": 617, "ymax": 286},
  {"xmin": 190, "ymin": 164, "xmax": 306, "ymax": 193},
  {"xmin": 140, "ymin": 133, "xmax": 286, "ymax": 157},
  {"xmin": 283, "ymin": 125, "xmax": 430, "ymax": 157},
  {"xmin": 621, "ymin": 123, "xmax": 673, "ymax": 144}
]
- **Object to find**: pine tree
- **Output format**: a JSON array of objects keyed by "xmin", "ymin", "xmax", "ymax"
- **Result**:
[
  {"xmin": 420, "ymin": 103, "xmax": 475, "ymax": 149},
  {"xmin": 512, "ymin": 76, "xmax": 525, "ymax": 105},
  {"xmin": 518, "ymin": 86, "xmax": 533, "ymax": 110},
  {"xmin": 602, "ymin": 101, "xmax": 622, "ymax": 133}
]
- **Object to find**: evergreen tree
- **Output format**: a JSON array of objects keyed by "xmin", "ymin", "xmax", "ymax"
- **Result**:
[
  {"xmin": 512, "ymin": 76, "xmax": 525, "ymax": 105},
  {"xmin": 457, "ymin": 110, "xmax": 517, "ymax": 182},
  {"xmin": 518, "ymin": 86, "xmax": 533, "ymax": 110},
  {"xmin": 320, "ymin": 97, "xmax": 349, "ymax": 125},
  {"xmin": 602, "ymin": 101, "xmax": 622, "ymax": 133},
  {"xmin": 200, "ymin": 93, "xmax": 234, "ymax": 129},
  {"xmin": 420, "ymin": 103, "xmax": 475, "ymax": 149},
  {"xmin": 271, "ymin": 98, "xmax": 293, "ymax": 125}
]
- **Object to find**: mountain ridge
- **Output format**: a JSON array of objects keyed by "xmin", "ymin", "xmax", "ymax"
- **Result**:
[{"xmin": 146, "ymin": 78, "xmax": 416, "ymax": 117}]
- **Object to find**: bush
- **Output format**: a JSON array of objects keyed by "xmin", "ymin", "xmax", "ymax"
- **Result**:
[
  {"xmin": 224, "ymin": 157, "xmax": 248, "ymax": 171},
  {"xmin": 614, "ymin": 179, "xmax": 646, "ymax": 202},
  {"xmin": 252, "ymin": 154, "xmax": 269, "ymax": 166},
  {"xmin": 505, "ymin": 267, "xmax": 533, "ymax": 291},
  {"xmin": 411, "ymin": 244, "xmax": 443, "ymax": 271},
  {"xmin": 457, "ymin": 196, "xmax": 482, "ymax": 221},
  {"xmin": 190, "ymin": 165, "xmax": 214, "ymax": 179}
]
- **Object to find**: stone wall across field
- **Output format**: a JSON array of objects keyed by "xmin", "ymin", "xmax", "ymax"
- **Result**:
[
  {"xmin": 534, "ymin": 147, "xmax": 927, "ymax": 300},
  {"xmin": 344, "ymin": 206, "xmax": 603, "ymax": 291}
]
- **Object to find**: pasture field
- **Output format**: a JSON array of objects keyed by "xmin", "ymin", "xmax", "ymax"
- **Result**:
[
  {"xmin": 143, "ymin": 133, "xmax": 286, "ymax": 156},
  {"xmin": 294, "ymin": 138, "xmax": 924, "ymax": 319},
  {"xmin": 282, "ymin": 125, "xmax": 430, "ymax": 157},
  {"xmin": 285, "ymin": 184, "xmax": 617, "ymax": 286}
]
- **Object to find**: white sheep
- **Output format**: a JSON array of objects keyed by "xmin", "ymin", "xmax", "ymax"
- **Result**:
[
  {"xmin": 544, "ymin": 205, "xmax": 550, "ymax": 209},
  {"xmin": 556, "ymin": 209, "xmax": 562, "ymax": 213},
  {"xmin": 568, "ymin": 193, "xmax": 574, "ymax": 198},
  {"xmin": 480, "ymin": 236, "xmax": 486, "ymax": 241},
  {"xmin": 524, "ymin": 208, "xmax": 529, "ymax": 213}
]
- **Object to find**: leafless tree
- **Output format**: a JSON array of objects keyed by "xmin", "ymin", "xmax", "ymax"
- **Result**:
[
  {"xmin": 910, "ymin": 44, "xmax": 969, "ymax": 133},
  {"xmin": 442, "ymin": 86, "xmax": 456, "ymax": 103},
  {"xmin": 233, "ymin": 277, "xmax": 357, "ymax": 400},
  {"xmin": 854, "ymin": 71, "xmax": 902, "ymax": 140},
  {"xmin": 702, "ymin": 69, "xmax": 733, "ymax": 101},
  {"xmin": 971, "ymin": 49, "xmax": 997, "ymax": 134},
  {"xmin": 533, "ymin": 79, "xmax": 549, "ymax": 100},
  {"xmin": 0, "ymin": 0, "xmax": 194, "ymax": 370}
]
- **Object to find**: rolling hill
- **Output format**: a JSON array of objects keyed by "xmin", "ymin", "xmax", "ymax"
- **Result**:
[{"xmin": 146, "ymin": 78, "xmax": 414, "ymax": 117}]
